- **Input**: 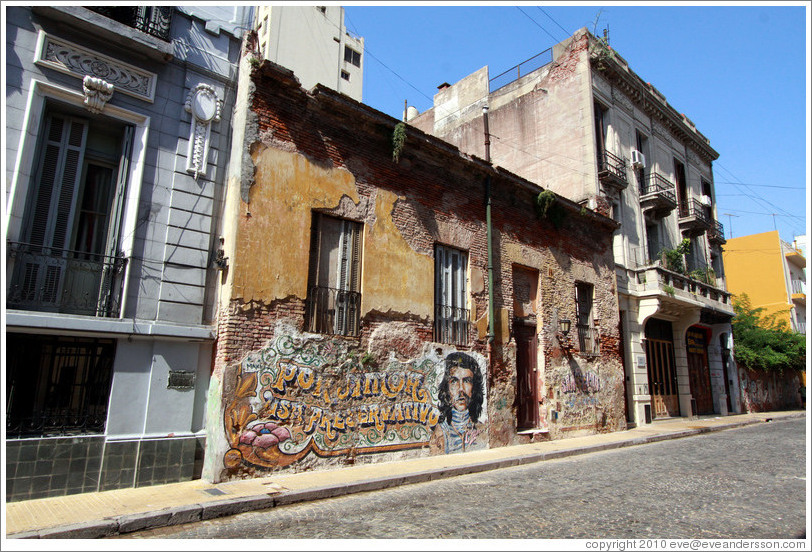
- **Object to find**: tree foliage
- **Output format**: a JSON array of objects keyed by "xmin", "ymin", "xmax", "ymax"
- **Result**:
[{"xmin": 731, "ymin": 294, "xmax": 805, "ymax": 373}]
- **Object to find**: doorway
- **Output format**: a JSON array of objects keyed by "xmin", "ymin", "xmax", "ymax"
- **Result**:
[
  {"xmin": 644, "ymin": 318, "xmax": 680, "ymax": 418},
  {"xmin": 515, "ymin": 322, "xmax": 539, "ymax": 429}
]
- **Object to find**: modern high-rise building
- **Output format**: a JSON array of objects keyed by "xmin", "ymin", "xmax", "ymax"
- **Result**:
[{"xmin": 253, "ymin": 5, "xmax": 364, "ymax": 102}]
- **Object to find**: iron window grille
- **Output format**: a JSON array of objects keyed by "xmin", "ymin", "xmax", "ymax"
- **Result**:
[
  {"xmin": 305, "ymin": 213, "xmax": 363, "ymax": 337},
  {"xmin": 435, "ymin": 245, "xmax": 470, "ymax": 346},
  {"xmin": 6, "ymin": 334, "xmax": 116, "ymax": 438},
  {"xmin": 575, "ymin": 282, "xmax": 599, "ymax": 355}
]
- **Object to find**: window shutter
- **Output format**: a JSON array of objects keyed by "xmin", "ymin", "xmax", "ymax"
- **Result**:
[
  {"xmin": 349, "ymin": 221, "xmax": 362, "ymax": 293},
  {"xmin": 28, "ymin": 115, "xmax": 88, "ymax": 251}
]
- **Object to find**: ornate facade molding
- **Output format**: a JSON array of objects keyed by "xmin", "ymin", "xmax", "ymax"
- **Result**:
[
  {"xmin": 652, "ymin": 119, "xmax": 670, "ymax": 141},
  {"xmin": 35, "ymin": 31, "xmax": 156, "ymax": 102},
  {"xmin": 612, "ymin": 87, "xmax": 634, "ymax": 114},
  {"xmin": 82, "ymin": 76, "xmax": 114, "ymax": 113},
  {"xmin": 184, "ymin": 83, "xmax": 222, "ymax": 179}
]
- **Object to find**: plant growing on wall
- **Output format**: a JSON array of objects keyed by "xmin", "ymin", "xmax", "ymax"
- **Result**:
[
  {"xmin": 732, "ymin": 294, "xmax": 805, "ymax": 374},
  {"xmin": 689, "ymin": 267, "xmax": 716, "ymax": 286},
  {"xmin": 658, "ymin": 238, "xmax": 691, "ymax": 274},
  {"xmin": 392, "ymin": 122, "xmax": 407, "ymax": 163},
  {"xmin": 535, "ymin": 190, "xmax": 566, "ymax": 229}
]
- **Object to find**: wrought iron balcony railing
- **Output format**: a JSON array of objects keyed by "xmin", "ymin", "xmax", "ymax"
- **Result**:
[
  {"xmin": 577, "ymin": 324, "xmax": 600, "ymax": 356},
  {"xmin": 597, "ymin": 149, "xmax": 628, "ymax": 186},
  {"xmin": 791, "ymin": 279, "xmax": 806, "ymax": 295},
  {"xmin": 6, "ymin": 242, "xmax": 127, "ymax": 317},
  {"xmin": 434, "ymin": 304, "xmax": 470, "ymax": 346},
  {"xmin": 679, "ymin": 198, "xmax": 713, "ymax": 225},
  {"xmin": 708, "ymin": 220, "xmax": 726, "ymax": 244},
  {"xmin": 87, "ymin": 6, "xmax": 173, "ymax": 41},
  {"xmin": 640, "ymin": 173, "xmax": 677, "ymax": 202},
  {"xmin": 305, "ymin": 285, "xmax": 361, "ymax": 337}
]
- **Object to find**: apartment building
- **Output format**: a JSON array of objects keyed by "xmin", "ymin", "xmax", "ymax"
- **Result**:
[
  {"xmin": 5, "ymin": 6, "xmax": 249, "ymax": 500},
  {"xmin": 409, "ymin": 28, "xmax": 739, "ymax": 425},
  {"xmin": 253, "ymin": 5, "xmax": 364, "ymax": 102},
  {"xmin": 723, "ymin": 230, "xmax": 807, "ymax": 335}
]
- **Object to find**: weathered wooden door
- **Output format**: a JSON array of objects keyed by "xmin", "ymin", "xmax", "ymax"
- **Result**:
[
  {"xmin": 515, "ymin": 323, "xmax": 539, "ymax": 429},
  {"xmin": 645, "ymin": 337, "xmax": 680, "ymax": 418}
]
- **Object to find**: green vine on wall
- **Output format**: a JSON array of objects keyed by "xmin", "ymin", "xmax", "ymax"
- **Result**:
[
  {"xmin": 392, "ymin": 122, "xmax": 407, "ymax": 163},
  {"xmin": 535, "ymin": 190, "xmax": 566, "ymax": 229}
]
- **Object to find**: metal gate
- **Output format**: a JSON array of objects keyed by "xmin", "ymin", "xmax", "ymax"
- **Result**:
[{"xmin": 645, "ymin": 337, "xmax": 680, "ymax": 418}]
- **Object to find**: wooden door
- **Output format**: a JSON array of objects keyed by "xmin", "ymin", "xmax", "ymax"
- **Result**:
[
  {"xmin": 688, "ymin": 350, "xmax": 714, "ymax": 415},
  {"xmin": 515, "ymin": 323, "xmax": 539, "ymax": 429},
  {"xmin": 645, "ymin": 338, "xmax": 680, "ymax": 418}
]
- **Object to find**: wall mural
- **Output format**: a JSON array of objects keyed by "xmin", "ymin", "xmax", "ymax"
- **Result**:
[{"xmin": 222, "ymin": 327, "xmax": 488, "ymax": 471}]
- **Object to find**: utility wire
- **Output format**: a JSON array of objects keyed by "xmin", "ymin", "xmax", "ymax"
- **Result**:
[
  {"xmin": 516, "ymin": 7, "xmax": 559, "ymax": 43},
  {"xmin": 536, "ymin": 6, "xmax": 570, "ymax": 39}
]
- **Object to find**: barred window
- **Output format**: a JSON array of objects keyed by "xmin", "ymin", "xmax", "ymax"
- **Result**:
[
  {"xmin": 576, "ymin": 282, "xmax": 599, "ymax": 355},
  {"xmin": 6, "ymin": 334, "xmax": 115, "ymax": 437},
  {"xmin": 305, "ymin": 213, "xmax": 363, "ymax": 337},
  {"xmin": 435, "ymin": 244, "xmax": 470, "ymax": 345}
]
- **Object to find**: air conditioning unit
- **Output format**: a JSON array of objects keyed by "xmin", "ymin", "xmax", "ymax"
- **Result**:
[
  {"xmin": 631, "ymin": 149, "xmax": 646, "ymax": 169},
  {"xmin": 700, "ymin": 195, "xmax": 712, "ymax": 206}
]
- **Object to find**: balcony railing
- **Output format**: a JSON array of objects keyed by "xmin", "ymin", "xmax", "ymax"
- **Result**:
[
  {"xmin": 305, "ymin": 285, "xmax": 361, "ymax": 337},
  {"xmin": 796, "ymin": 322, "xmax": 806, "ymax": 335},
  {"xmin": 6, "ymin": 242, "xmax": 127, "ymax": 317},
  {"xmin": 791, "ymin": 279, "xmax": 805, "ymax": 294},
  {"xmin": 577, "ymin": 324, "xmax": 600, "ymax": 356},
  {"xmin": 434, "ymin": 304, "xmax": 470, "ymax": 346},
  {"xmin": 708, "ymin": 220, "xmax": 726, "ymax": 244},
  {"xmin": 639, "ymin": 173, "xmax": 677, "ymax": 216},
  {"xmin": 678, "ymin": 198, "xmax": 713, "ymax": 232},
  {"xmin": 87, "ymin": 6, "xmax": 173, "ymax": 41},
  {"xmin": 597, "ymin": 150, "xmax": 628, "ymax": 190}
]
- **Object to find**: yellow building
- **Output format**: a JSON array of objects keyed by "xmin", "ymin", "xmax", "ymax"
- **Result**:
[{"xmin": 723, "ymin": 230, "xmax": 806, "ymax": 334}]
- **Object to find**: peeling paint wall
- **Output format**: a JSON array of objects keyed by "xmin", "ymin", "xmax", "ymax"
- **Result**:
[{"xmin": 205, "ymin": 58, "xmax": 626, "ymax": 482}]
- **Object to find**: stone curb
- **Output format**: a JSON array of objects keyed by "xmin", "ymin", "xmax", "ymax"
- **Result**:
[{"xmin": 9, "ymin": 413, "xmax": 803, "ymax": 539}]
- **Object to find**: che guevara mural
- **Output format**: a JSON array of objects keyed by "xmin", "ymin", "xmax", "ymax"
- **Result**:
[{"xmin": 220, "ymin": 325, "xmax": 488, "ymax": 473}]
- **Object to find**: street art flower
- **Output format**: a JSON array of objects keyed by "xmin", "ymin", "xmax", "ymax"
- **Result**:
[{"xmin": 239, "ymin": 421, "xmax": 292, "ymax": 448}]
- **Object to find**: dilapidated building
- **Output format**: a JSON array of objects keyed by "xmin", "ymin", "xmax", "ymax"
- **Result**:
[
  {"xmin": 202, "ymin": 51, "xmax": 627, "ymax": 481},
  {"xmin": 409, "ymin": 28, "xmax": 738, "ymax": 426}
]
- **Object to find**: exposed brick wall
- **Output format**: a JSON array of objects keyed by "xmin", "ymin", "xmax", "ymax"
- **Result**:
[{"xmin": 214, "ymin": 60, "xmax": 626, "ymax": 472}]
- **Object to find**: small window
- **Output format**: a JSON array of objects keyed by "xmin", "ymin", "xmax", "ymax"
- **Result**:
[
  {"xmin": 305, "ymin": 213, "xmax": 363, "ymax": 337},
  {"xmin": 575, "ymin": 282, "xmax": 599, "ymax": 355},
  {"xmin": 344, "ymin": 46, "xmax": 361, "ymax": 67},
  {"xmin": 435, "ymin": 245, "xmax": 469, "ymax": 345},
  {"xmin": 316, "ymin": 6, "xmax": 327, "ymax": 14},
  {"xmin": 340, "ymin": 70, "xmax": 350, "ymax": 81}
]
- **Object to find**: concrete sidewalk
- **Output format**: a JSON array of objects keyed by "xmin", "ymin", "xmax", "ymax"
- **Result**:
[{"xmin": 4, "ymin": 410, "xmax": 805, "ymax": 539}]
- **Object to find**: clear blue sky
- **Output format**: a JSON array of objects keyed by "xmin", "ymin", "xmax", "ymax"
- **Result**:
[{"xmin": 343, "ymin": 3, "xmax": 810, "ymax": 245}]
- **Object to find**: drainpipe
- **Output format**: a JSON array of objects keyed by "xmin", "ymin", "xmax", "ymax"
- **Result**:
[{"xmin": 483, "ymin": 105, "xmax": 495, "ymax": 346}]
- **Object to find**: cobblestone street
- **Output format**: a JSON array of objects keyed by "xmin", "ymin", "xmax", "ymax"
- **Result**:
[{"xmin": 119, "ymin": 417, "xmax": 806, "ymax": 540}]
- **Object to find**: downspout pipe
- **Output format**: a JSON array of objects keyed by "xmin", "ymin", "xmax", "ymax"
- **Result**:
[{"xmin": 483, "ymin": 105, "xmax": 495, "ymax": 345}]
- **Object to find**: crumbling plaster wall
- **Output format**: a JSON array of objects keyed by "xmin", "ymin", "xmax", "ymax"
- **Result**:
[{"xmin": 206, "ymin": 57, "xmax": 626, "ymax": 482}]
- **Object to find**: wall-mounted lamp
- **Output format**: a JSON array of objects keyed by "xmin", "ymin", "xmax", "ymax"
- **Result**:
[{"xmin": 558, "ymin": 319, "xmax": 572, "ymax": 336}]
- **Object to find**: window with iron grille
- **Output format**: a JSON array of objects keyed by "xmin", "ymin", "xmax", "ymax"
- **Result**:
[
  {"xmin": 435, "ymin": 245, "xmax": 470, "ymax": 345},
  {"xmin": 6, "ymin": 334, "xmax": 116, "ymax": 437},
  {"xmin": 575, "ymin": 282, "xmax": 599, "ymax": 355},
  {"xmin": 305, "ymin": 213, "xmax": 363, "ymax": 337}
]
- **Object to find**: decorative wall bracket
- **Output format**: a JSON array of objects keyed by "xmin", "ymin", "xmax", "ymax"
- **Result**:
[
  {"xmin": 82, "ymin": 76, "xmax": 114, "ymax": 113},
  {"xmin": 185, "ymin": 83, "xmax": 222, "ymax": 179}
]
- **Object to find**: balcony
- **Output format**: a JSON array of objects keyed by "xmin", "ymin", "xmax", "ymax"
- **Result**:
[
  {"xmin": 434, "ymin": 304, "xmax": 471, "ymax": 346},
  {"xmin": 707, "ymin": 220, "xmax": 726, "ymax": 245},
  {"xmin": 639, "ymin": 173, "xmax": 677, "ymax": 218},
  {"xmin": 782, "ymin": 240, "xmax": 806, "ymax": 268},
  {"xmin": 791, "ymin": 279, "xmax": 806, "ymax": 306},
  {"xmin": 597, "ymin": 150, "xmax": 628, "ymax": 192},
  {"xmin": 305, "ymin": 286, "xmax": 361, "ymax": 337},
  {"xmin": 796, "ymin": 322, "xmax": 806, "ymax": 335},
  {"xmin": 6, "ymin": 242, "xmax": 127, "ymax": 317},
  {"xmin": 678, "ymin": 198, "xmax": 713, "ymax": 235},
  {"xmin": 86, "ymin": 6, "xmax": 173, "ymax": 41}
]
